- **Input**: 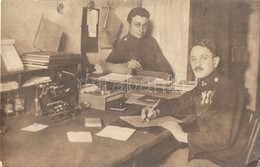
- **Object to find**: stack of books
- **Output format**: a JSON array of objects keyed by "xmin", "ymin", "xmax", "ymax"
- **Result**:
[{"xmin": 21, "ymin": 51, "xmax": 81, "ymax": 69}]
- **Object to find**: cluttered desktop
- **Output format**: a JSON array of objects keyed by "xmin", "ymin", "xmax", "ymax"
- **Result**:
[{"xmin": 1, "ymin": 67, "xmax": 193, "ymax": 167}]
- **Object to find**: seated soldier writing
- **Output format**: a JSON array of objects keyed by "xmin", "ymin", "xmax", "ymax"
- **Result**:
[
  {"xmin": 141, "ymin": 39, "xmax": 249, "ymax": 167},
  {"xmin": 104, "ymin": 7, "xmax": 172, "ymax": 74}
]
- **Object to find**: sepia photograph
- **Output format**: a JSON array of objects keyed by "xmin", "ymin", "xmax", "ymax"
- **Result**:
[{"xmin": 1, "ymin": 0, "xmax": 260, "ymax": 167}]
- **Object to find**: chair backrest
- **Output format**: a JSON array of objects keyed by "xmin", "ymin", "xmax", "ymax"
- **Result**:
[{"xmin": 244, "ymin": 111, "xmax": 260, "ymax": 166}]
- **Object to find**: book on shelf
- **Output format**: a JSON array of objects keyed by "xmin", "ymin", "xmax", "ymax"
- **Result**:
[
  {"xmin": 21, "ymin": 51, "xmax": 81, "ymax": 69},
  {"xmin": 85, "ymin": 117, "xmax": 103, "ymax": 127},
  {"xmin": 21, "ymin": 57, "xmax": 49, "ymax": 63},
  {"xmin": 23, "ymin": 64, "xmax": 48, "ymax": 69},
  {"xmin": 22, "ymin": 51, "xmax": 80, "ymax": 60},
  {"xmin": 22, "ymin": 61, "xmax": 49, "ymax": 66}
]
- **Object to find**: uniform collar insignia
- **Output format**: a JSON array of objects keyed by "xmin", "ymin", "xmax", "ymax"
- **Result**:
[{"xmin": 198, "ymin": 71, "xmax": 220, "ymax": 87}]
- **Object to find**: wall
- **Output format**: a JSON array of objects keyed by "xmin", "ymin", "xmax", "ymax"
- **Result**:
[
  {"xmin": 245, "ymin": 2, "xmax": 260, "ymax": 111},
  {"xmin": 1, "ymin": 0, "xmax": 88, "ymax": 53},
  {"xmin": 142, "ymin": 0, "xmax": 190, "ymax": 81},
  {"xmin": 1, "ymin": 0, "xmax": 141, "ymax": 55},
  {"xmin": 1, "ymin": 0, "xmax": 142, "ymax": 64}
]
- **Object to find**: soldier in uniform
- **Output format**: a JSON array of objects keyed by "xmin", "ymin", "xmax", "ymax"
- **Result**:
[
  {"xmin": 141, "ymin": 39, "xmax": 249, "ymax": 167},
  {"xmin": 105, "ymin": 7, "xmax": 172, "ymax": 74}
]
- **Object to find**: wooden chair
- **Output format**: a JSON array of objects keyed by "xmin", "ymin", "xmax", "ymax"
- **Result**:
[{"xmin": 244, "ymin": 111, "xmax": 260, "ymax": 166}]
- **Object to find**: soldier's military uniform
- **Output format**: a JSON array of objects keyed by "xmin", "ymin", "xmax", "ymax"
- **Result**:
[
  {"xmin": 105, "ymin": 33, "xmax": 172, "ymax": 74},
  {"xmin": 158, "ymin": 71, "xmax": 249, "ymax": 167}
]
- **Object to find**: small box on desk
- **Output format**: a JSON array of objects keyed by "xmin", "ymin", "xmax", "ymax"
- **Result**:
[{"xmin": 78, "ymin": 91, "xmax": 125, "ymax": 110}]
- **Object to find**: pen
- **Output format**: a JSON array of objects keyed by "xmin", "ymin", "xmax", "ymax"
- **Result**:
[
  {"xmin": 130, "ymin": 51, "xmax": 136, "ymax": 60},
  {"xmin": 142, "ymin": 99, "xmax": 161, "ymax": 123}
]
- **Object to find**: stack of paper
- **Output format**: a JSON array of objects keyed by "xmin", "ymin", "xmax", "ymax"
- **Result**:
[
  {"xmin": 96, "ymin": 125, "xmax": 135, "ymax": 141},
  {"xmin": 150, "ymin": 78, "xmax": 174, "ymax": 86},
  {"xmin": 67, "ymin": 131, "xmax": 92, "ymax": 143},
  {"xmin": 0, "ymin": 81, "xmax": 18, "ymax": 92}
]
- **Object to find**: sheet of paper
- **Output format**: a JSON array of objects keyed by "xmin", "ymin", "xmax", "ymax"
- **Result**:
[
  {"xmin": 21, "ymin": 123, "xmax": 48, "ymax": 132},
  {"xmin": 96, "ymin": 125, "xmax": 135, "ymax": 141},
  {"xmin": 67, "ymin": 131, "xmax": 92, "ymax": 143},
  {"xmin": 98, "ymin": 73, "xmax": 133, "ymax": 82},
  {"xmin": 34, "ymin": 18, "xmax": 63, "ymax": 51},
  {"xmin": 87, "ymin": 9, "xmax": 98, "ymax": 37},
  {"xmin": 150, "ymin": 78, "xmax": 174, "ymax": 86},
  {"xmin": 120, "ymin": 116, "xmax": 184, "ymax": 128},
  {"xmin": 1, "ymin": 44, "xmax": 24, "ymax": 71}
]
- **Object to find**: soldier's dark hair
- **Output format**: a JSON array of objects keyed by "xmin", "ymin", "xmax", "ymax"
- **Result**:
[
  {"xmin": 197, "ymin": 39, "xmax": 216, "ymax": 57},
  {"xmin": 127, "ymin": 7, "xmax": 150, "ymax": 23}
]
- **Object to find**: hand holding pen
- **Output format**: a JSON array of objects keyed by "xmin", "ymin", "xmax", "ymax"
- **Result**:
[
  {"xmin": 127, "ymin": 51, "xmax": 142, "ymax": 69},
  {"xmin": 141, "ymin": 99, "xmax": 161, "ymax": 123}
]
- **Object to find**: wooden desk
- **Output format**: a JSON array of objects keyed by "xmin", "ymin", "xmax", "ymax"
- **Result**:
[
  {"xmin": 1, "ymin": 105, "xmax": 185, "ymax": 167},
  {"xmin": 89, "ymin": 73, "xmax": 195, "ymax": 93}
]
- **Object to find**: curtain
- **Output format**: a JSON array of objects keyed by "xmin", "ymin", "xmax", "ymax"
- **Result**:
[{"xmin": 142, "ymin": 0, "xmax": 190, "ymax": 81}]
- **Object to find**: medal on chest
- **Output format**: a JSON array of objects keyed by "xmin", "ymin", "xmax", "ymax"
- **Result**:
[{"xmin": 201, "ymin": 90, "xmax": 215, "ymax": 105}]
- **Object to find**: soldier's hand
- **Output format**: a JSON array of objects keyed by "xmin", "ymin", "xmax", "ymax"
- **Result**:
[
  {"xmin": 127, "ymin": 59, "xmax": 142, "ymax": 69},
  {"xmin": 141, "ymin": 106, "xmax": 160, "ymax": 122}
]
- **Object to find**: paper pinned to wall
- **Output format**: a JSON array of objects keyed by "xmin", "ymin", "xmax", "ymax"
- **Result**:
[
  {"xmin": 96, "ymin": 125, "xmax": 135, "ymax": 141},
  {"xmin": 120, "ymin": 116, "xmax": 184, "ymax": 128},
  {"xmin": 87, "ymin": 9, "xmax": 99, "ymax": 37}
]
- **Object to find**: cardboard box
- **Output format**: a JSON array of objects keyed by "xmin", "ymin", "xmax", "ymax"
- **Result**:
[{"xmin": 79, "ymin": 91, "xmax": 124, "ymax": 110}]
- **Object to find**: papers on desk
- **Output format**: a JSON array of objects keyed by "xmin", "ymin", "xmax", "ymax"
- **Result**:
[
  {"xmin": 98, "ymin": 73, "xmax": 133, "ymax": 82},
  {"xmin": 150, "ymin": 78, "xmax": 174, "ymax": 86},
  {"xmin": 21, "ymin": 123, "xmax": 48, "ymax": 132},
  {"xmin": 120, "ymin": 116, "xmax": 183, "ymax": 128},
  {"xmin": 96, "ymin": 125, "xmax": 136, "ymax": 141},
  {"xmin": 67, "ymin": 131, "xmax": 92, "ymax": 143}
]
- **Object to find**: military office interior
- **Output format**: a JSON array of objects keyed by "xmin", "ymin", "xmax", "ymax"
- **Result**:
[
  {"xmin": 2, "ymin": 0, "xmax": 260, "ymax": 112},
  {"xmin": 1, "ymin": 0, "xmax": 260, "ymax": 166}
]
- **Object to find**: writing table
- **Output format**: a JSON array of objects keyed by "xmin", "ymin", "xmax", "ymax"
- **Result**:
[
  {"xmin": 1, "ymin": 102, "xmax": 186, "ymax": 167},
  {"xmin": 89, "ymin": 73, "xmax": 195, "ymax": 93}
]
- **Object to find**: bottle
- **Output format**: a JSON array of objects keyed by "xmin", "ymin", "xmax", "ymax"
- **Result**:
[
  {"xmin": 4, "ymin": 94, "xmax": 14, "ymax": 116},
  {"xmin": 14, "ymin": 92, "xmax": 25, "ymax": 115},
  {"xmin": 29, "ymin": 88, "xmax": 42, "ymax": 118}
]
